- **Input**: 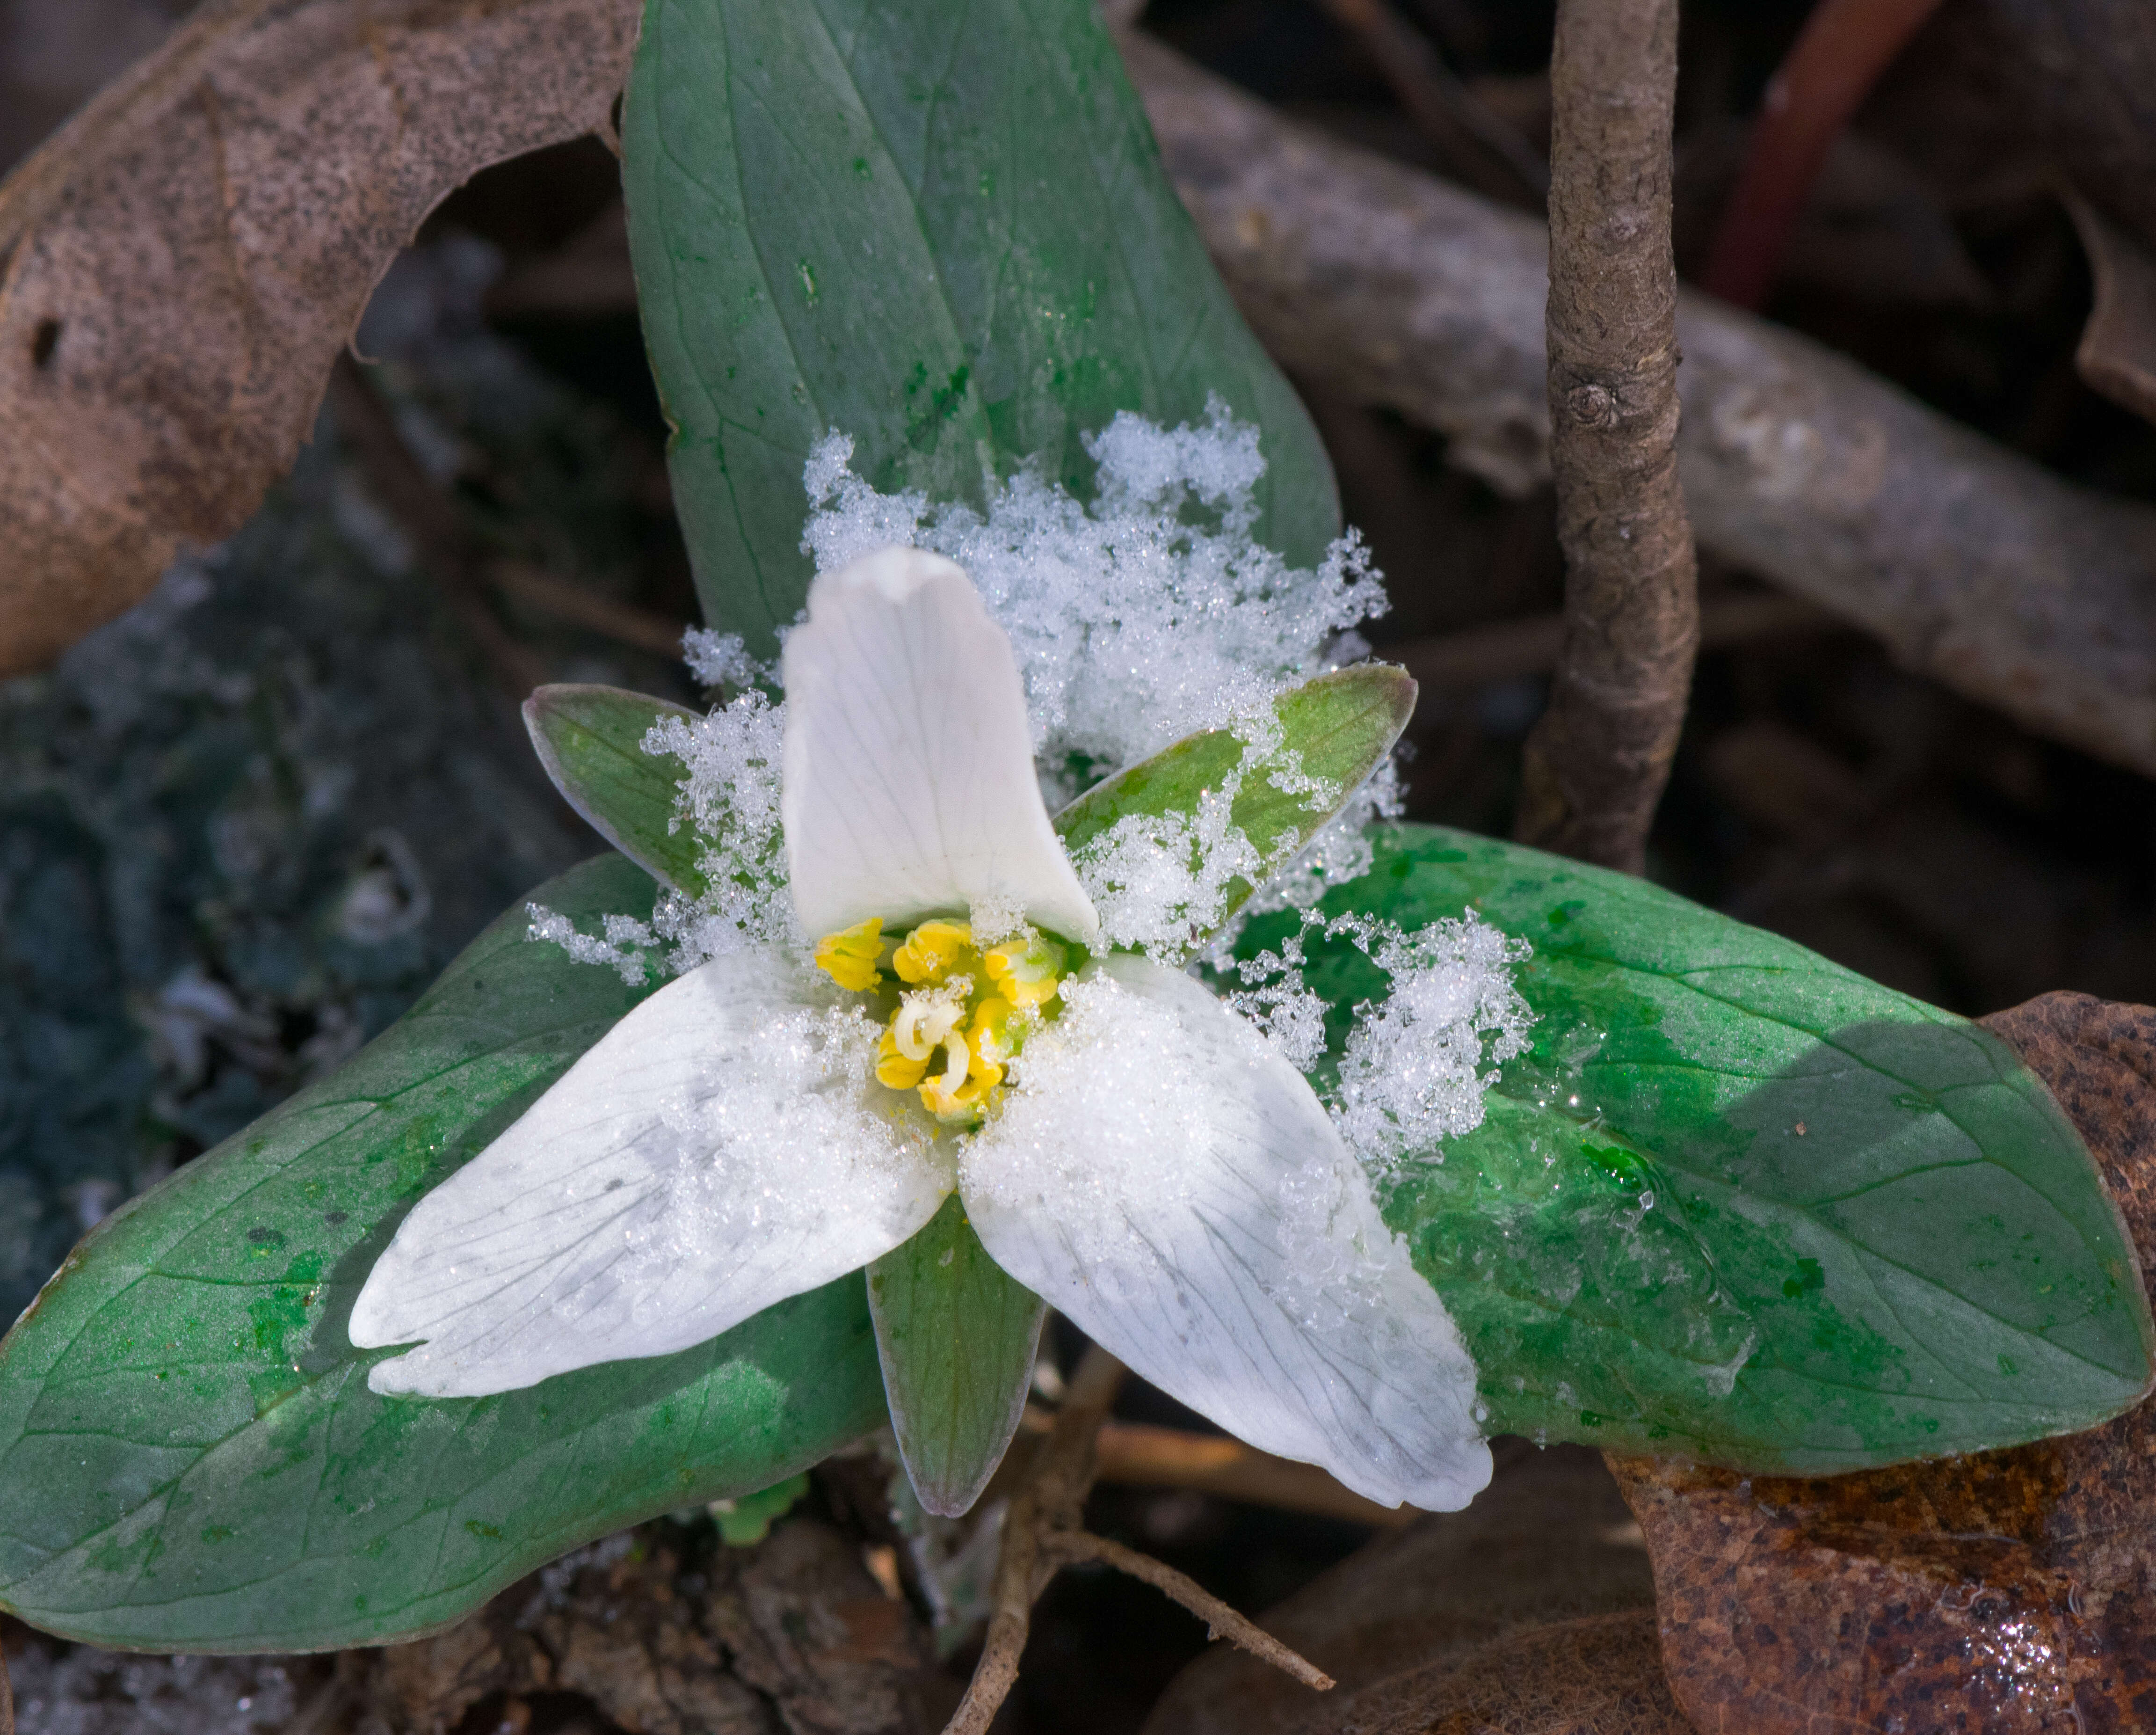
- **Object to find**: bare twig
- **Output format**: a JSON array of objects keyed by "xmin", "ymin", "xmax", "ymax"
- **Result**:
[
  {"xmin": 490, "ymin": 562, "xmax": 691, "ymax": 658},
  {"xmin": 1512, "ymin": 0, "xmax": 1697, "ymax": 871},
  {"xmin": 1397, "ymin": 592, "xmax": 1833, "ymax": 697},
  {"xmin": 1123, "ymin": 36, "xmax": 2156, "ymax": 784},
  {"xmin": 1314, "ymin": 0, "xmax": 1546, "ymax": 205},
  {"xmin": 326, "ymin": 356, "xmax": 547, "ymax": 699},
  {"xmin": 944, "ymin": 1350, "xmax": 1332, "ymax": 1733},
  {"xmin": 1019, "ymin": 1409, "xmax": 1417, "ymax": 1527},
  {"xmin": 1044, "ymin": 1531, "xmax": 1334, "ymax": 1689}
]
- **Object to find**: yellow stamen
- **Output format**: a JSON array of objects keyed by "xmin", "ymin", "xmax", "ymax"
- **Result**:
[
  {"xmin": 969, "ymin": 997, "xmax": 1024, "ymax": 1067},
  {"xmin": 984, "ymin": 931, "xmax": 1068, "ymax": 1008},
  {"xmin": 893, "ymin": 919, "xmax": 975, "ymax": 985},
  {"xmin": 848, "ymin": 918, "xmax": 1074, "ymax": 1126},
  {"xmin": 876, "ymin": 1028, "xmax": 929, "ymax": 1090},
  {"xmin": 812, "ymin": 917, "xmax": 886, "ymax": 992}
]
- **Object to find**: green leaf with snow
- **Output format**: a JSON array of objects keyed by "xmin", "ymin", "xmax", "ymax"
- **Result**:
[
  {"xmin": 868, "ymin": 1195, "xmax": 1045, "ymax": 1517},
  {"xmin": 525, "ymin": 685, "xmax": 705, "ymax": 896},
  {"xmin": 1054, "ymin": 663, "xmax": 1415, "ymax": 942},
  {"xmin": 1243, "ymin": 824, "xmax": 2155, "ymax": 1471},
  {"xmin": 0, "ymin": 855, "xmax": 887, "ymax": 1652},
  {"xmin": 621, "ymin": 0, "xmax": 1337, "ymax": 655}
]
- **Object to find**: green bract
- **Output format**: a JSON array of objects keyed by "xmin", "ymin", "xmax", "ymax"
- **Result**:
[
  {"xmin": 1239, "ymin": 825, "xmax": 2156, "ymax": 1471},
  {"xmin": 622, "ymin": 0, "xmax": 1338, "ymax": 653}
]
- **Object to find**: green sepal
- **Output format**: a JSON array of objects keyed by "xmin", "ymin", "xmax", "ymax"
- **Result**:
[
  {"xmin": 1242, "ymin": 824, "xmax": 2156, "ymax": 1473},
  {"xmin": 1054, "ymin": 663, "xmax": 1416, "ymax": 937},
  {"xmin": 524, "ymin": 685, "xmax": 705, "ymax": 897},
  {"xmin": 621, "ymin": 0, "xmax": 1338, "ymax": 656},
  {"xmin": 0, "ymin": 855, "xmax": 888, "ymax": 1652},
  {"xmin": 867, "ymin": 1195, "xmax": 1045, "ymax": 1517}
]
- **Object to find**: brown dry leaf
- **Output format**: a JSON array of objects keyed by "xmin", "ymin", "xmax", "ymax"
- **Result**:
[
  {"xmin": 1142, "ymin": 1446, "xmax": 1660, "ymax": 1735},
  {"xmin": 1612, "ymin": 990, "xmax": 2156, "ymax": 1735},
  {"xmin": 1324, "ymin": 1612, "xmax": 1690, "ymax": 1735},
  {"xmin": 0, "ymin": 0, "xmax": 641, "ymax": 677}
]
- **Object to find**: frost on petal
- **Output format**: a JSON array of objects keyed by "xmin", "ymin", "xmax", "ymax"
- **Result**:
[
  {"xmin": 961, "ymin": 955, "xmax": 1490, "ymax": 1511},
  {"xmin": 350, "ymin": 948, "xmax": 954, "ymax": 1397},
  {"xmin": 800, "ymin": 406, "xmax": 1389, "ymax": 802},
  {"xmin": 637, "ymin": 692, "xmax": 798, "ymax": 971},
  {"xmin": 780, "ymin": 547, "xmax": 1099, "ymax": 945}
]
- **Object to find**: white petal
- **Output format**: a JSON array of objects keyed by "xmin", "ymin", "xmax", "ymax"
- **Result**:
[
  {"xmin": 351, "ymin": 947, "xmax": 953, "ymax": 1396},
  {"xmin": 781, "ymin": 547, "xmax": 1099, "ymax": 943},
  {"xmin": 960, "ymin": 955, "xmax": 1490, "ymax": 1511}
]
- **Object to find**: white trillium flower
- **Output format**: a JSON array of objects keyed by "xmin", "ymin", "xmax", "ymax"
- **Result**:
[{"xmin": 351, "ymin": 547, "xmax": 1493, "ymax": 1512}]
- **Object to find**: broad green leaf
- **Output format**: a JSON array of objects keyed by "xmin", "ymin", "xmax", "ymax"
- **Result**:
[
  {"xmin": 1244, "ymin": 824, "xmax": 2155, "ymax": 1472},
  {"xmin": 868, "ymin": 1196, "xmax": 1045, "ymax": 1517},
  {"xmin": 622, "ymin": 0, "xmax": 1338, "ymax": 655},
  {"xmin": 524, "ymin": 685, "xmax": 703, "ymax": 896},
  {"xmin": 1055, "ymin": 664, "xmax": 1416, "ymax": 933},
  {"xmin": 0, "ymin": 855, "xmax": 888, "ymax": 1652}
]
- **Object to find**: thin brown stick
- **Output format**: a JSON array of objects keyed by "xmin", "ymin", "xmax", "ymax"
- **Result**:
[
  {"xmin": 1396, "ymin": 592, "xmax": 1832, "ymax": 696},
  {"xmin": 326, "ymin": 356, "xmax": 547, "ymax": 700},
  {"xmin": 944, "ymin": 1347, "xmax": 1126, "ymax": 1735},
  {"xmin": 490, "ymin": 562, "xmax": 691, "ymax": 658},
  {"xmin": 944, "ymin": 1350, "xmax": 1336, "ymax": 1732},
  {"xmin": 1124, "ymin": 36, "xmax": 2156, "ymax": 785},
  {"xmin": 1513, "ymin": 0, "xmax": 1698, "ymax": 873},
  {"xmin": 1314, "ymin": 0, "xmax": 1546, "ymax": 205},
  {"xmin": 1044, "ymin": 1531, "xmax": 1335, "ymax": 1689}
]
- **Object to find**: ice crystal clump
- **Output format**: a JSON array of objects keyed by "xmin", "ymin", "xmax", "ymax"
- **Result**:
[
  {"xmin": 681, "ymin": 627, "xmax": 773, "ymax": 691},
  {"xmin": 1327, "ymin": 912, "xmax": 1535, "ymax": 1170},
  {"xmin": 527, "ymin": 690, "xmax": 796, "ymax": 979},
  {"xmin": 801, "ymin": 399, "xmax": 1387, "ymax": 788}
]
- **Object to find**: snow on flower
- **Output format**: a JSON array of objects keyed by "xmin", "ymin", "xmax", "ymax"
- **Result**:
[{"xmin": 353, "ymin": 414, "xmax": 1532, "ymax": 1516}]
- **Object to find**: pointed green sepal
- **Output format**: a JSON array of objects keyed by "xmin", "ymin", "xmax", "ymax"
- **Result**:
[
  {"xmin": 1054, "ymin": 663, "xmax": 1416, "ymax": 940},
  {"xmin": 523, "ymin": 684, "xmax": 704, "ymax": 896},
  {"xmin": 867, "ymin": 1195, "xmax": 1045, "ymax": 1516}
]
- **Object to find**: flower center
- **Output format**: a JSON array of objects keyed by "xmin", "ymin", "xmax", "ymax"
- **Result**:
[{"xmin": 811, "ymin": 916, "xmax": 1070, "ymax": 1125}]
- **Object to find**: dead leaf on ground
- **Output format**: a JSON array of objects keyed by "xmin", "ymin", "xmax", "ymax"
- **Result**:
[
  {"xmin": 1326, "ymin": 1611, "xmax": 1690, "ymax": 1735},
  {"xmin": 1141, "ymin": 1445, "xmax": 1661, "ymax": 1735},
  {"xmin": 1612, "ymin": 990, "xmax": 2156, "ymax": 1735},
  {"xmin": 0, "ymin": 0, "xmax": 640, "ymax": 677}
]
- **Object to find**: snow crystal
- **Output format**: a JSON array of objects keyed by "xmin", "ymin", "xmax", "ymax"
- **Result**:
[
  {"xmin": 544, "ymin": 403, "xmax": 1409, "ymax": 983},
  {"xmin": 611, "ymin": 1002, "xmax": 944, "ymax": 1316},
  {"xmin": 1222, "ymin": 931, "xmax": 1329, "ymax": 1071},
  {"xmin": 528, "ymin": 904, "xmax": 654, "ymax": 987},
  {"xmin": 639, "ymin": 692, "xmax": 799, "ymax": 968},
  {"xmin": 681, "ymin": 627, "xmax": 774, "ymax": 691},
  {"xmin": 1072, "ymin": 785, "xmax": 1267, "ymax": 961},
  {"xmin": 1327, "ymin": 911, "xmax": 1534, "ymax": 1170},
  {"xmin": 800, "ymin": 400, "xmax": 1389, "ymax": 790}
]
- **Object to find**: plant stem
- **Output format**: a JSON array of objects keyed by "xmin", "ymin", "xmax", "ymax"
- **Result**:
[{"xmin": 1513, "ymin": 0, "xmax": 1698, "ymax": 874}]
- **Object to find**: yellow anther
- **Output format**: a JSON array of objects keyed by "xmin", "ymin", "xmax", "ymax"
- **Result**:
[
  {"xmin": 893, "ymin": 919, "xmax": 975, "ymax": 985},
  {"xmin": 969, "ymin": 997, "xmax": 1024, "ymax": 1068},
  {"xmin": 862, "ymin": 919, "xmax": 1067, "ymax": 1124},
  {"xmin": 876, "ymin": 1028, "xmax": 929, "ymax": 1090},
  {"xmin": 813, "ymin": 917, "xmax": 886, "ymax": 992},
  {"xmin": 919, "ymin": 1026, "xmax": 1004, "ymax": 1123},
  {"xmin": 984, "ymin": 930, "xmax": 1067, "ymax": 1009}
]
